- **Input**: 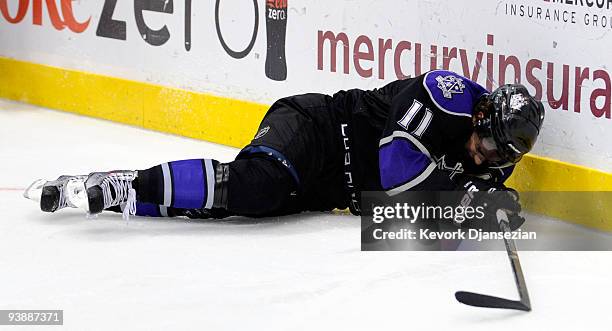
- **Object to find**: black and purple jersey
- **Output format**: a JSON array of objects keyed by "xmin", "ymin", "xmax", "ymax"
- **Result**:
[{"xmin": 332, "ymin": 70, "xmax": 515, "ymax": 197}]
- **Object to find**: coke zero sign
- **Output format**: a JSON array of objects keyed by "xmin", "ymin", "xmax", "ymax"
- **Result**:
[{"xmin": 0, "ymin": 0, "xmax": 289, "ymax": 81}]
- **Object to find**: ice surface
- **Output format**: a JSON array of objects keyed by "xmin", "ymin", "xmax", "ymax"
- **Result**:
[{"xmin": 1, "ymin": 99, "xmax": 611, "ymax": 330}]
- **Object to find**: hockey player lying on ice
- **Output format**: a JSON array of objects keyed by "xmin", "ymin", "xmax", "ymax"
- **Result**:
[{"xmin": 25, "ymin": 70, "xmax": 544, "ymax": 230}]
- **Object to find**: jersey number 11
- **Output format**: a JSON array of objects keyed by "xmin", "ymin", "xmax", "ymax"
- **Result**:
[{"xmin": 397, "ymin": 100, "xmax": 433, "ymax": 138}]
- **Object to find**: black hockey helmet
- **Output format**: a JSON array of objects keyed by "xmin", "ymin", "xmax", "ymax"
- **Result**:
[{"xmin": 474, "ymin": 84, "xmax": 545, "ymax": 166}]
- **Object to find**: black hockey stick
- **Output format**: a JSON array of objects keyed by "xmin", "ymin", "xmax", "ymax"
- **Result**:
[{"xmin": 455, "ymin": 209, "xmax": 532, "ymax": 311}]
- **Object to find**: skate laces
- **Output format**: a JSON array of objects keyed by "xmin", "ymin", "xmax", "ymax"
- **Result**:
[
  {"xmin": 59, "ymin": 176, "xmax": 87, "ymax": 209},
  {"xmin": 101, "ymin": 173, "xmax": 137, "ymax": 220},
  {"xmin": 122, "ymin": 188, "xmax": 137, "ymax": 221}
]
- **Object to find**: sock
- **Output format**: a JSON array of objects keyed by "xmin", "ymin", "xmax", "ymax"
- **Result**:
[{"xmin": 135, "ymin": 159, "xmax": 219, "ymax": 209}]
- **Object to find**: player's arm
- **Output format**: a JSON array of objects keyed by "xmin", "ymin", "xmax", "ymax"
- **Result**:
[{"xmin": 379, "ymin": 131, "xmax": 454, "ymax": 194}]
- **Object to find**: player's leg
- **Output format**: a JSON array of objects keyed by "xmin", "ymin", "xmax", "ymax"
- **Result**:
[
  {"xmin": 25, "ymin": 93, "xmax": 344, "ymax": 218},
  {"xmin": 131, "ymin": 156, "xmax": 299, "ymax": 217},
  {"xmin": 24, "ymin": 155, "xmax": 299, "ymax": 218},
  {"xmin": 99, "ymin": 93, "xmax": 343, "ymax": 218}
]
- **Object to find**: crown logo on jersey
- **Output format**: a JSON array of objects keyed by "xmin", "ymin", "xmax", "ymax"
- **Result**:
[{"xmin": 436, "ymin": 75, "xmax": 466, "ymax": 99}]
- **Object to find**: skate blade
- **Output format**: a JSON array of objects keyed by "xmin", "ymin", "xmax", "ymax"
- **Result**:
[{"xmin": 23, "ymin": 179, "xmax": 46, "ymax": 202}]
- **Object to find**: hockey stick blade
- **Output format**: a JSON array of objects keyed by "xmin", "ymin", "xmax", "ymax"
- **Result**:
[
  {"xmin": 454, "ymin": 210, "xmax": 531, "ymax": 312},
  {"xmin": 455, "ymin": 291, "xmax": 531, "ymax": 311}
]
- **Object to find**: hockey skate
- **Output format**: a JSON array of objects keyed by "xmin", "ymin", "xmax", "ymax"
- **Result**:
[
  {"xmin": 84, "ymin": 171, "xmax": 138, "ymax": 219},
  {"xmin": 24, "ymin": 175, "xmax": 88, "ymax": 212}
]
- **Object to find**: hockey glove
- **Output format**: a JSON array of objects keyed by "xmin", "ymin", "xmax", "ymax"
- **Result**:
[{"xmin": 455, "ymin": 176, "xmax": 525, "ymax": 232}]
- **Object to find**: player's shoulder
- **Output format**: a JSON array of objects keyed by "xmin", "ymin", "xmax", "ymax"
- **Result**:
[{"xmin": 421, "ymin": 70, "xmax": 489, "ymax": 118}]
